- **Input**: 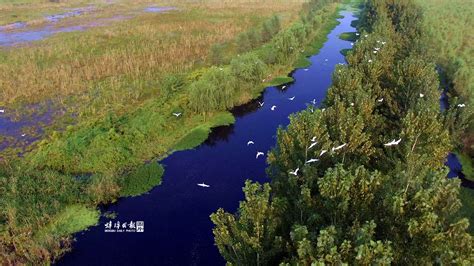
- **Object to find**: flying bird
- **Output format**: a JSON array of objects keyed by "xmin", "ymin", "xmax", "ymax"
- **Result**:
[
  {"xmin": 350, "ymin": 102, "xmax": 354, "ymax": 106},
  {"xmin": 311, "ymin": 136, "xmax": 317, "ymax": 142},
  {"xmin": 311, "ymin": 99, "xmax": 317, "ymax": 105},
  {"xmin": 21, "ymin": 134, "xmax": 26, "ymax": 137},
  {"xmin": 289, "ymin": 168, "xmax": 299, "ymax": 176},
  {"xmin": 377, "ymin": 98, "xmax": 384, "ymax": 103},
  {"xmin": 319, "ymin": 150, "xmax": 327, "ymax": 156},
  {"xmin": 419, "ymin": 93, "xmax": 424, "ymax": 98},
  {"xmin": 247, "ymin": 141, "xmax": 254, "ymax": 146},
  {"xmin": 384, "ymin": 138, "xmax": 402, "ymax": 146},
  {"xmin": 308, "ymin": 142, "xmax": 318, "ymax": 150},
  {"xmin": 197, "ymin": 183, "xmax": 210, "ymax": 188},
  {"xmin": 305, "ymin": 158, "xmax": 319, "ymax": 164},
  {"xmin": 304, "ymin": 68, "xmax": 309, "ymax": 71},
  {"xmin": 373, "ymin": 51, "xmax": 377, "ymax": 54},
  {"xmin": 356, "ymin": 33, "xmax": 360, "ymax": 36},
  {"xmin": 332, "ymin": 143, "xmax": 347, "ymax": 151},
  {"xmin": 282, "ymin": 85, "xmax": 287, "ymax": 89},
  {"xmin": 172, "ymin": 112, "xmax": 182, "ymax": 117},
  {"xmin": 288, "ymin": 96, "xmax": 295, "ymax": 101},
  {"xmin": 258, "ymin": 101, "xmax": 264, "ymax": 107},
  {"xmin": 271, "ymin": 105, "xmax": 277, "ymax": 111},
  {"xmin": 0, "ymin": 109, "xmax": 4, "ymax": 113},
  {"xmin": 351, "ymin": 42, "xmax": 354, "ymax": 46},
  {"xmin": 256, "ymin": 152, "xmax": 265, "ymax": 159},
  {"xmin": 457, "ymin": 104, "xmax": 466, "ymax": 108},
  {"xmin": 368, "ymin": 59, "xmax": 373, "ymax": 63}
]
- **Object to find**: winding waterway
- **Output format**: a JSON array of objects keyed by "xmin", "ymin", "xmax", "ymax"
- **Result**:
[
  {"xmin": 56, "ymin": 9, "xmax": 471, "ymax": 265},
  {"xmin": 57, "ymin": 10, "xmax": 357, "ymax": 266}
]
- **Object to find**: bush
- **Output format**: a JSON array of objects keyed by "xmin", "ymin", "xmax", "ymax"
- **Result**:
[{"xmin": 230, "ymin": 53, "xmax": 266, "ymax": 84}]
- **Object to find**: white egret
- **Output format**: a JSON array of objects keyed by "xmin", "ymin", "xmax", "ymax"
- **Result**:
[
  {"xmin": 308, "ymin": 142, "xmax": 318, "ymax": 150},
  {"xmin": 319, "ymin": 150, "xmax": 327, "ymax": 156},
  {"xmin": 258, "ymin": 101, "xmax": 264, "ymax": 107},
  {"xmin": 384, "ymin": 138, "xmax": 402, "ymax": 146},
  {"xmin": 419, "ymin": 93, "xmax": 424, "ymax": 98},
  {"xmin": 271, "ymin": 105, "xmax": 277, "ymax": 111},
  {"xmin": 304, "ymin": 68, "xmax": 309, "ymax": 71},
  {"xmin": 0, "ymin": 109, "xmax": 4, "ymax": 113},
  {"xmin": 368, "ymin": 59, "xmax": 373, "ymax": 63},
  {"xmin": 332, "ymin": 143, "xmax": 347, "ymax": 151},
  {"xmin": 288, "ymin": 96, "xmax": 295, "ymax": 101},
  {"xmin": 282, "ymin": 85, "xmax": 287, "ymax": 89},
  {"xmin": 458, "ymin": 104, "xmax": 466, "ymax": 108},
  {"xmin": 197, "ymin": 183, "xmax": 210, "ymax": 188},
  {"xmin": 377, "ymin": 98, "xmax": 384, "ymax": 103},
  {"xmin": 311, "ymin": 99, "xmax": 317, "ymax": 105},
  {"xmin": 172, "ymin": 112, "xmax": 182, "ymax": 117},
  {"xmin": 256, "ymin": 152, "xmax": 265, "ymax": 159},
  {"xmin": 289, "ymin": 168, "xmax": 299, "ymax": 176},
  {"xmin": 311, "ymin": 136, "xmax": 317, "ymax": 142},
  {"xmin": 350, "ymin": 102, "xmax": 354, "ymax": 106},
  {"xmin": 305, "ymin": 158, "xmax": 319, "ymax": 164},
  {"xmin": 247, "ymin": 141, "xmax": 254, "ymax": 146}
]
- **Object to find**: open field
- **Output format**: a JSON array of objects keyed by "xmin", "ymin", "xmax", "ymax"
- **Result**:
[
  {"xmin": 0, "ymin": 0, "xmax": 344, "ymax": 263},
  {"xmin": 417, "ymin": 0, "xmax": 474, "ymax": 168}
]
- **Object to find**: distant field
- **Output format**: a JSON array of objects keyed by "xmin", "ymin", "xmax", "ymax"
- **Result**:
[
  {"xmin": 0, "ymin": 0, "xmax": 303, "ymax": 109},
  {"xmin": 417, "ymin": 0, "xmax": 473, "ymax": 102}
]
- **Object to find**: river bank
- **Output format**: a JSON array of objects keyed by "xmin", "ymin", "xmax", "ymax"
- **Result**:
[
  {"xmin": 0, "ymin": 1, "xmax": 345, "ymax": 264},
  {"xmin": 57, "ymin": 7, "xmax": 359, "ymax": 266}
]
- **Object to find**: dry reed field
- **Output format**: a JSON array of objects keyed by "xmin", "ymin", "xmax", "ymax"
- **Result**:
[{"xmin": 0, "ymin": 0, "xmax": 305, "ymax": 116}]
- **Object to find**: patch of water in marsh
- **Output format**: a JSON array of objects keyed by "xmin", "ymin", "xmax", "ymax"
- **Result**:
[
  {"xmin": 144, "ymin": 6, "xmax": 177, "ymax": 13},
  {"xmin": 0, "ymin": 5, "xmax": 178, "ymax": 46}
]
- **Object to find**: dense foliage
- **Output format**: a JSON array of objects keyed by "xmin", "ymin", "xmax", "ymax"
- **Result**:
[{"xmin": 211, "ymin": 0, "xmax": 473, "ymax": 264}]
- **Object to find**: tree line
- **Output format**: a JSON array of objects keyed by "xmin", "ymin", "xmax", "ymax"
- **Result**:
[{"xmin": 211, "ymin": 0, "xmax": 473, "ymax": 264}]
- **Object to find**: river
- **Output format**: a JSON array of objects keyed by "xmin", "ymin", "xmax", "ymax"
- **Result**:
[{"xmin": 57, "ymin": 10, "xmax": 357, "ymax": 266}]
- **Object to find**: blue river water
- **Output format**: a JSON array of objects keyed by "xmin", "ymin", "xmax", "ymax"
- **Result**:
[{"xmin": 57, "ymin": 10, "xmax": 357, "ymax": 266}]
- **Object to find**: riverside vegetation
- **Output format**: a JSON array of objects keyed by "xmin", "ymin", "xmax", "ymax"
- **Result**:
[
  {"xmin": 211, "ymin": 0, "xmax": 473, "ymax": 264},
  {"xmin": 0, "ymin": 0, "xmax": 345, "ymax": 263},
  {"xmin": 416, "ymin": 0, "xmax": 474, "ymax": 182}
]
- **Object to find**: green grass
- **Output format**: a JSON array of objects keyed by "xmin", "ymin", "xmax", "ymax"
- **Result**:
[
  {"xmin": 455, "ymin": 152, "xmax": 474, "ymax": 181},
  {"xmin": 459, "ymin": 187, "xmax": 474, "ymax": 234},
  {"xmin": 294, "ymin": 55, "xmax": 312, "ymax": 68},
  {"xmin": 269, "ymin": 76, "xmax": 294, "ymax": 86},
  {"xmin": 340, "ymin": 48, "xmax": 352, "ymax": 56},
  {"xmin": 174, "ymin": 112, "xmax": 235, "ymax": 151},
  {"xmin": 36, "ymin": 205, "xmax": 99, "ymax": 240},
  {"xmin": 339, "ymin": 31, "xmax": 357, "ymax": 41},
  {"xmin": 120, "ymin": 163, "xmax": 164, "ymax": 197}
]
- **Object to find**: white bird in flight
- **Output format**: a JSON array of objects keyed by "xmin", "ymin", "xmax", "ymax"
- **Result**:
[
  {"xmin": 457, "ymin": 104, "xmax": 466, "ymax": 108},
  {"xmin": 384, "ymin": 138, "xmax": 402, "ymax": 146},
  {"xmin": 311, "ymin": 99, "xmax": 317, "ymax": 105},
  {"xmin": 377, "ymin": 98, "xmax": 384, "ymax": 103},
  {"xmin": 304, "ymin": 68, "xmax": 309, "ymax": 71},
  {"xmin": 289, "ymin": 168, "xmax": 299, "ymax": 176},
  {"xmin": 311, "ymin": 136, "xmax": 317, "ymax": 142},
  {"xmin": 368, "ymin": 59, "xmax": 373, "ymax": 63},
  {"xmin": 332, "ymin": 143, "xmax": 347, "ymax": 152},
  {"xmin": 172, "ymin": 112, "xmax": 182, "ymax": 117},
  {"xmin": 247, "ymin": 141, "xmax": 254, "ymax": 146},
  {"xmin": 350, "ymin": 102, "xmax": 354, "ymax": 106},
  {"xmin": 356, "ymin": 33, "xmax": 360, "ymax": 36},
  {"xmin": 319, "ymin": 150, "xmax": 327, "ymax": 156},
  {"xmin": 271, "ymin": 105, "xmax": 277, "ymax": 111},
  {"xmin": 258, "ymin": 101, "xmax": 264, "ymax": 107},
  {"xmin": 288, "ymin": 96, "xmax": 295, "ymax": 101},
  {"xmin": 282, "ymin": 85, "xmax": 287, "ymax": 89},
  {"xmin": 0, "ymin": 109, "xmax": 4, "ymax": 113},
  {"xmin": 351, "ymin": 42, "xmax": 354, "ymax": 46},
  {"xmin": 305, "ymin": 158, "xmax": 319, "ymax": 164},
  {"xmin": 256, "ymin": 152, "xmax": 265, "ymax": 159},
  {"xmin": 373, "ymin": 51, "xmax": 377, "ymax": 54},
  {"xmin": 21, "ymin": 134, "xmax": 26, "ymax": 137},
  {"xmin": 419, "ymin": 93, "xmax": 424, "ymax": 98},
  {"xmin": 308, "ymin": 142, "xmax": 318, "ymax": 150},
  {"xmin": 197, "ymin": 183, "xmax": 210, "ymax": 188}
]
